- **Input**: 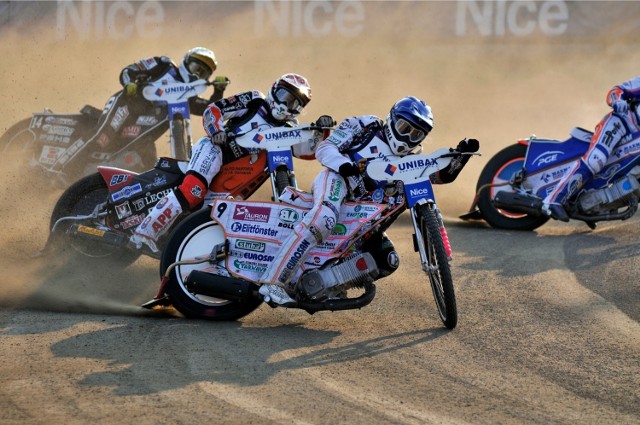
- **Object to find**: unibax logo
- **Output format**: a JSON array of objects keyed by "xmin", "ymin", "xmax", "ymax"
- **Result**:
[
  {"xmin": 385, "ymin": 164, "xmax": 397, "ymax": 176},
  {"xmin": 154, "ymin": 88, "xmax": 164, "ymax": 96},
  {"xmin": 398, "ymin": 158, "xmax": 439, "ymax": 171},
  {"xmin": 164, "ymin": 85, "xmax": 192, "ymax": 94},
  {"xmin": 370, "ymin": 146, "xmax": 379, "ymax": 154},
  {"xmin": 265, "ymin": 129, "xmax": 301, "ymax": 141},
  {"xmin": 253, "ymin": 134, "xmax": 264, "ymax": 144}
]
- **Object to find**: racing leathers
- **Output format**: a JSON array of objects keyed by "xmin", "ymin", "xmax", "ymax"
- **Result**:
[
  {"xmin": 258, "ymin": 115, "xmax": 476, "ymax": 300},
  {"xmin": 51, "ymin": 56, "xmax": 229, "ymax": 173},
  {"xmin": 542, "ymin": 75, "xmax": 640, "ymax": 221},
  {"xmin": 130, "ymin": 91, "xmax": 319, "ymax": 253}
]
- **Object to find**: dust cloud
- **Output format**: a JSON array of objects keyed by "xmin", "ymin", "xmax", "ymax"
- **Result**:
[{"xmin": 0, "ymin": 3, "xmax": 634, "ymax": 314}]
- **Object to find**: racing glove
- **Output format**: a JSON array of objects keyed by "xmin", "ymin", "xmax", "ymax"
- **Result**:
[
  {"xmin": 612, "ymin": 99, "xmax": 629, "ymax": 114},
  {"xmin": 213, "ymin": 76, "xmax": 230, "ymax": 91},
  {"xmin": 125, "ymin": 83, "xmax": 137, "ymax": 96},
  {"xmin": 338, "ymin": 162, "xmax": 361, "ymax": 179},
  {"xmin": 315, "ymin": 115, "xmax": 335, "ymax": 128},
  {"xmin": 210, "ymin": 130, "xmax": 227, "ymax": 146},
  {"xmin": 455, "ymin": 138, "xmax": 480, "ymax": 153}
]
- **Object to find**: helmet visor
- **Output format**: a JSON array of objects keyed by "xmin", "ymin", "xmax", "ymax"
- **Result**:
[
  {"xmin": 187, "ymin": 60, "xmax": 212, "ymax": 80},
  {"xmin": 273, "ymin": 87, "xmax": 307, "ymax": 113},
  {"xmin": 394, "ymin": 118, "xmax": 427, "ymax": 145}
]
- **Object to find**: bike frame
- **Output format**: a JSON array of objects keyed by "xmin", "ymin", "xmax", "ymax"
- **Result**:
[
  {"xmin": 142, "ymin": 79, "xmax": 209, "ymax": 159},
  {"xmin": 520, "ymin": 128, "xmax": 640, "ymax": 198}
]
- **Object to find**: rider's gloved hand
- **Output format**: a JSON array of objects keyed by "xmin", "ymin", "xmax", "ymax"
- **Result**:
[
  {"xmin": 210, "ymin": 130, "xmax": 227, "ymax": 145},
  {"xmin": 612, "ymin": 99, "xmax": 629, "ymax": 114},
  {"xmin": 125, "ymin": 83, "xmax": 138, "ymax": 96},
  {"xmin": 338, "ymin": 162, "xmax": 361, "ymax": 179},
  {"xmin": 213, "ymin": 76, "xmax": 230, "ymax": 91},
  {"xmin": 456, "ymin": 138, "xmax": 480, "ymax": 153},
  {"xmin": 315, "ymin": 115, "xmax": 335, "ymax": 127}
]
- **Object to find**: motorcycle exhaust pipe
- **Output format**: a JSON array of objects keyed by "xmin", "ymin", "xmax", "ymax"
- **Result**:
[
  {"xmin": 184, "ymin": 270, "xmax": 258, "ymax": 302},
  {"xmin": 493, "ymin": 191, "xmax": 543, "ymax": 217}
]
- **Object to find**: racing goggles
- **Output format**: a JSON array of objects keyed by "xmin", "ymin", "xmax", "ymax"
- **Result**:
[
  {"xmin": 394, "ymin": 118, "xmax": 428, "ymax": 145},
  {"xmin": 273, "ymin": 87, "xmax": 308, "ymax": 114},
  {"xmin": 187, "ymin": 60, "xmax": 213, "ymax": 80}
]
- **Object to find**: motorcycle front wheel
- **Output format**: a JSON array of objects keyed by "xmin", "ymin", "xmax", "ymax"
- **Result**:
[
  {"xmin": 170, "ymin": 117, "xmax": 189, "ymax": 161},
  {"xmin": 415, "ymin": 204, "xmax": 457, "ymax": 329},
  {"xmin": 49, "ymin": 172, "xmax": 140, "ymax": 265},
  {"xmin": 476, "ymin": 143, "xmax": 549, "ymax": 231},
  {"xmin": 160, "ymin": 208, "xmax": 263, "ymax": 320}
]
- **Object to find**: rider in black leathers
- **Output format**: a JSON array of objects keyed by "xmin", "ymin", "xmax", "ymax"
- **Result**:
[{"xmin": 50, "ymin": 47, "xmax": 230, "ymax": 173}]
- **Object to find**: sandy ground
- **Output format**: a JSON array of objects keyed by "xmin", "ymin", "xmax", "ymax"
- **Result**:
[{"xmin": 1, "ymin": 3, "xmax": 639, "ymax": 424}]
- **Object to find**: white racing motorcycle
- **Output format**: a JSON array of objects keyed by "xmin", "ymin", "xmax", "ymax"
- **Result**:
[{"xmin": 153, "ymin": 147, "xmax": 479, "ymax": 329}]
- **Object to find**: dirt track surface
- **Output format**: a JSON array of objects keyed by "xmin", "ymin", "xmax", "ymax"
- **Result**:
[{"xmin": 1, "ymin": 3, "xmax": 639, "ymax": 424}]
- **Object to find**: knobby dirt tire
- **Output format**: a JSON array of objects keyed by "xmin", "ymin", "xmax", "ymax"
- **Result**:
[
  {"xmin": 50, "ymin": 172, "xmax": 140, "ymax": 265},
  {"xmin": 476, "ymin": 143, "xmax": 548, "ymax": 231},
  {"xmin": 160, "ymin": 208, "xmax": 263, "ymax": 321},
  {"xmin": 171, "ymin": 118, "xmax": 189, "ymax": 161},
  {"xmin": 275, "ymin": 167, "xmax": 294, "ymax": 198},
  {"xmin": 416, "ymin": 204, "xmax": 457, "ymax": 329}
]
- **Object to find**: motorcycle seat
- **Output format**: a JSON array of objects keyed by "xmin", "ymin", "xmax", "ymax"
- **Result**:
[
  {"xmin": 570, "ymin": 127, "xmax": 594, "ymax": 143},
  {"xmin": 80, "ymin": 104, "xmax": 103, "ymax": 120}
]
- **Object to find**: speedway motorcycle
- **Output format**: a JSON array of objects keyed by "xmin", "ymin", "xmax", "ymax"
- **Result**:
[
  {"xmin": 461, "ymin": 126, "xmax": 640, "ymax": 231},
  {"xmin": 0, "ymin": 79, "xmax": 211, "ymax": 187},
  {"xmin": 46, "ymin": 122, "xmax": 328, "ymax": 265},
  {"xmin": 154, "ymin": 148, "xmax": 479, "ymax": 329}
]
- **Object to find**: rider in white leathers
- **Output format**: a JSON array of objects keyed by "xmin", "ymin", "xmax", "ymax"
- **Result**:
[
  {"xmin": 258, "ymin": 96, "xmax": 480, "ymax": 306},
  {"xmin": 542, "ymin": 75, "xmax": 640, "ymax": 221},
  {"xmin": 130, "ymin": 73, "xmax": 332, "ymax": 253}
]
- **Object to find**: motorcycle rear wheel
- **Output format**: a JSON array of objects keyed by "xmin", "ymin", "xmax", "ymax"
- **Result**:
[
  {"xmin": 49, "ymin": 172, "xmax": 140, "ymax": 265},
  {"xmin": 415, "ymin": 204, "xmax": 457, "ymax": 329},
  {"xmin": 0, "ymin": 118, "xmax": 37, "ymax": 161},
  {"xmin": 476, "ymin": 143, "xmax": 549, "ymax": 231},
  {"xmin": 160, "ymin": 208, "xmax": 263, "ymax": 320}
]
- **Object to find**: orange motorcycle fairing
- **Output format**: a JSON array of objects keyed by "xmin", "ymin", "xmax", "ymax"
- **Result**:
[{"xmin": 209, "ymin": 151, "xmax": 269, "ymax": 200}]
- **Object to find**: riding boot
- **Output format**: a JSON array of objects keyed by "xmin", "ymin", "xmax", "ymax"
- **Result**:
[
  {"xmin": 130, "ymin": 190, "xmax": 183, "ymax": 253},
  {"xmin": 542, "ymin": 158, "xmax": 593, "ymax": 221}
]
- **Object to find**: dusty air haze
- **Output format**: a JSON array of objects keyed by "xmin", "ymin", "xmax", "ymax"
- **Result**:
[{"xmin": 0, "ymin": 2, "xmax": 638, "ymax": 424}]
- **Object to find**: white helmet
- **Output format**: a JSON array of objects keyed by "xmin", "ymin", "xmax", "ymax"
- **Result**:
[
  {"xmin": 384, "ymin": 96, "xmax": 434, "ymax": 156},
  {"xmin": 266, "ymin": 73, "xmax": 312, "ymax": 121},
  {"xmin": 178, "ymin": 47, "xmax": 217, "ymax": 81}
]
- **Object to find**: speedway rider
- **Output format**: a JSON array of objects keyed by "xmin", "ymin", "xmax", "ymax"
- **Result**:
[
  {"xmin": 51, "ymin": 47, "xmax": 230, "ymax": 172},
  {"xmin": 130, "ymin": 73, "xmax": 334, "ymax": 253},
  {"xmin": 258, "ymin": 96, "xmax": 480, "ymax": 306},
  {"xmin": 542, "ymin": 75, "xmax": 640, "ymax": 221}
]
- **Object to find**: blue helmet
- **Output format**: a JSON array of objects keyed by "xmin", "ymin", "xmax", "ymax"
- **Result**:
[{"xmin": 384, "ymin": 96, "xmax": 434, "ymax": 155}]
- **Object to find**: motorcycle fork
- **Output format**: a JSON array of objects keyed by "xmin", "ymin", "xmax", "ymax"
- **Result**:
[{"xmin": 411, "ymin": 203, "xmax": 452, "ymax": 271}]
